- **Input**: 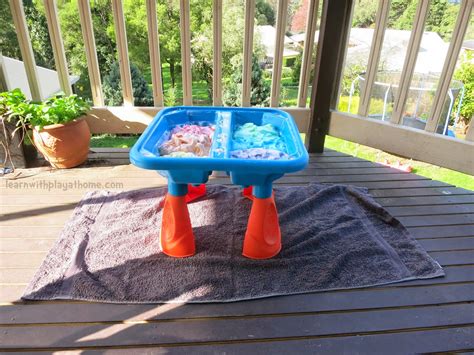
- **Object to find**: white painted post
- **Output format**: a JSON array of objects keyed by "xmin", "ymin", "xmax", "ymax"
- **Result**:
[
  {"xmin": 242, "ymin": 0, "xmax": 255, "ymax": 107},
  {"xmin": 297, "ymin": 0, "xmax": 320, "ymax": 108},
  {"xmin": 146, "ymin": 0, "xmax": 164, "ymax": 107},
  {"xmin": 43, "ymin": 0, "xmax": 72, "ymax": 95},
  {"xmin": 425, "ymin": 0, "xmax": 473, "ymax": 132},
  {"xmin": 179, "ymin": 0, "xmax": 192, "ymax": 105},
  {"xmin": 270, "ymin": 0, "xmax": 289, "ymax": 107},
  {"xmin": 78, "ymin": 0, "xmax": 104, "ymax": 106},
  {"xmin": 8, "ymin": 0, "xmax": 42, "ymax": 101},
  {"xmin": 390, "ymin": 0, "xmax": 430, "ymax": 125},
  {"xmin": 357, "ymin": 0, "xmax": 390, "ymax": 117}
]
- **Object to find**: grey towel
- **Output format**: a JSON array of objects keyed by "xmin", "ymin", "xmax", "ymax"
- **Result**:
[{"xmin": 23, "ymin": 184, "xmax": 444, "ymax": 303}]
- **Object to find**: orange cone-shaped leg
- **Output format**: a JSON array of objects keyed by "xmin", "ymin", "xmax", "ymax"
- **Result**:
[
  {"xmin": 242, "ymin": 195, "xmax": 281, "ymax": 259},
  {"xmin": 160, "ymin": 194, "xmax": 195, "ymax": 257}
]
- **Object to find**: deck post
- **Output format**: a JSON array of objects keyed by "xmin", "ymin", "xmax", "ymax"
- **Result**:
[{"xmin": 307, "ymin": 0, "xmax": 353, "ymax": 152}]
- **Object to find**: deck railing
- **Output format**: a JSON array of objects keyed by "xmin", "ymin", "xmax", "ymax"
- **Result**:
[{"xmin": 4, "ymin": 0, "xmax": 474, "ymax": 174}]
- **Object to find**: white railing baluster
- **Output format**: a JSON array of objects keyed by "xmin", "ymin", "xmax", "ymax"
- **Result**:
[
  {"xmin": 43, "ymin": 0, "xmax": 72, "ymax": 96},
  {"xmin": 111, "ymin": 0, "xmax": 134, "ymax": 106},
  {"xmin": 78, "ymin": 0, "xmax": 104, "ymax": 106},
  {"xmin": 146, "ymin": 0, "xmax": 164, "ymax": 107},
  {"xmin": 8, "ymin": 0, "xmax": 42, "ymax": 101},
  {"xmin": 390, "ymin": 0, "xmax": 430, "ymax": 124},
  {"xmin": 242, "ymin": 0, "xmax": 255, "ymax": 107},
  {"xmin": 425, "ymin": 0, "xmax": 473, "ymax": 133},
  {"xmin": 270, "ymin": 0, "xmax": 289, "ymax": 107},
  {"xmin": 357, "ymin": 0, "xmax": 390, "ymax": 116},
  {"xmin": 179, "ymin": 0, "xmax": 192, "ymax": 105},
  {"xmin": 213, "ymin": 0, "xmax": 223, "ymax": 106},
  {"xmin": 297, "ymin": 0, "xmax": 319, "ymax": 108}
]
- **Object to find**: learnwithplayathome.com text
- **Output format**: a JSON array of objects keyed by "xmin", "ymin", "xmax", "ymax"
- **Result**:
[{"xmin": 5, "ymin": 180, "xmax": 124, "ymax": 191}]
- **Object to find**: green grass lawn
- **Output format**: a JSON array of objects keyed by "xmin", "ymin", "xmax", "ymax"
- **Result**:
[{"xmin": 90, "ymin": 134, "xmax": 473, "ymax": 190}]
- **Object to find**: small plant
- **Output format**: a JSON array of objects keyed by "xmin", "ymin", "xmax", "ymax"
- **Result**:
[
  {"xmin": 165, "ymin": 86, "xmax": 178, "ymax": 107},
  {"xmin": 0, "ymin": 88, "xmax": 29, "ymax": 127},
  {"xmin": 0, "ymin": 89, "xmax": 30, "ymax": 169},
  {"xmin": 23, "ymin": 94, "xmax": 90, "ymax": 130}
]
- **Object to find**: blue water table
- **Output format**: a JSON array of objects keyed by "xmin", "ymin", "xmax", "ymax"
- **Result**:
[{"xmin": 130, "ymin": 106, "xmax": 308, "ymax": 259}]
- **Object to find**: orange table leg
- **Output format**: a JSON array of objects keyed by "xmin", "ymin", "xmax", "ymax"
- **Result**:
[
  {"xmin": 242, "ymin": 194, "xmax": 281, "ymax": 259},
  {"xmin": 160, "ymin": 194, "xmax": 195, "ymax": 257}
]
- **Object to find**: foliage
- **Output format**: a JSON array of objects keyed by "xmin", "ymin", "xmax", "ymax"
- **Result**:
[
  {"xmin": 352, "ymin": 0, "xmax": 378, "ymax": 28},
  {"xmin": 1, "ymin": 89, "xmax": 89, "ymax": 130},
  {"xmin": 23, "ymin": 94, "xmax": 90, "ymax": 130},
  {"xmin": 23, "ymin": 0, "xmax": 55, "ymax": 69},
  {"xmin": 281, "ymin": 66, "xmax": 293, "ymax": 79},
  {"xmin": 164, "ymin": 86, "xmax": 178, "ymax": 107},
  {"xmin": 292, "ymin": 53, "xmax": 302, "ymax": 84},
  {"xmin": 102, "ymin": 62, "xmax": 153, "ymax": 106},
  {"xmin": 256, "ymin": 0, "xmax": 275, "ymax": 26},
  {"xmin": 453, "ymin": 51, "xmax": 474, "ymax": 126},
  {"xmin": 0, "ymin": 1, "xmax": 21, "ymax": 60},
  {"xmin": 58, "ymin": 0, "xmax": 117, "ymax": 101},
  {"xmin": 192, "ymin": 0, "xmax": 266, "ymax": 101},
  {"xmin": 340, "ymin": 64, "xmax": 365, "ymax": 96},
  {"xmin": 0, "ymin": 89, "xmax": 29, "ymax": 125},
  {"xmin": 223, "ymin": 55, "xmax": 270, "ymax": 107},
  {"xmin": 390, "ymin": 0, "xmax": 461, "ymax": 40}
]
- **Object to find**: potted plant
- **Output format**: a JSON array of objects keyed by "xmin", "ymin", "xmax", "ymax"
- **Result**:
[
  {"xmin": 25, "ymin": 94, "xmax": 91, "ymax": 169},
  {"xmin": 0, "ymin": 89, "xmax": 30, "ymax": 169}
]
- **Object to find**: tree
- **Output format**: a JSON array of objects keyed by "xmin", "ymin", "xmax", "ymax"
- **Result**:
[
  {"xmin": 0, "ymin": 1, "xmax": 21, "ymax": 60},
  {"xmin": 23, "ymin": 0, "xmax": 55, "ymax": 70},
  {"xmin": 156, "ymin": 0, "xmax": 181, "ymax": 87},
  {"xmin": 103, "ymin": 61, "xmax": 153, "ymax": 106},
  {"xmin": 58, "ymin": 0, "xmax": 117, "ymax": 101},
  {"xmin": 352, "ymin": 0, "xmax": 378, "ymax": 28},
  {"xmin": 453, "ymin": 51, "xmax": 474, "ymax": 129},
  {"xmin": 223, "ymin": 55, "xmax": 270, "ymax": 107},
  {"xmin": 391, "ymin": 0, "xmax": 460, "ymax": 40},
  {"xmin": 256, "ymin": 0, "xmax": 275, "ymax": 26}
]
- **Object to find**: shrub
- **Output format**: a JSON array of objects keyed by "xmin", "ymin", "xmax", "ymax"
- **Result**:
[
  {"xmin": 453, "ymin": 51, "xmax": 474, "ymax": 127},
  {"xmin": 223, "ymin": 55, "xmax": 270, "ymax": 107},
  {"xmin": 103, "ymin": 61, "xmax": 153, "ymax": 106},
  {"xmin": 281, "ymin": 67, "xmax": 293, "ymax": 79}
]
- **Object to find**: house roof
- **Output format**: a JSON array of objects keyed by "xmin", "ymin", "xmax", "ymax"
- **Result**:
[
  {"xmin": 291, "ymin": 28, "xmax": 450, "ymax": 73},
  {"xmin": 256, "ymin": 25, "xmax": 299, "ymax": 58},
  {"xmin": 1, "ymin": 56, "xmax": 80, "ymax": 100},
  {"xmin": 462, "ymin": 39, "xmax": 474, "ymax": 50}
]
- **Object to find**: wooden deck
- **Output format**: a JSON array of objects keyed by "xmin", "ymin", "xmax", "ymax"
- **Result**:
[{"xmin": 1, "ymin": 148, "xmax": 473, "ymax": 353}]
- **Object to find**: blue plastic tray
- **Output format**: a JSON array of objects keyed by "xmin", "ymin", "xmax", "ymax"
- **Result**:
[{"xmin": 130, "ymin": 106, "xmax": 308, "ymax": 198}]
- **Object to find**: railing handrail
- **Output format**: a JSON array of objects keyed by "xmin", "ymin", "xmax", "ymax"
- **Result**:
[{"xmin": 5, "ymin": 0, "xmax": 474, "ymax": 175}]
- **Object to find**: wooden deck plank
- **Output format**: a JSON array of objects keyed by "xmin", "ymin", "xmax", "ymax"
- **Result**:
[
  {"xmin": 1, "ymin": 149, "xmax": 472, "ymax": 353},
  {"xmin": 408, "ymin": 225, "xmax": 474, "ymax": 239},
  {"xmin": 386, "ymin": 204, "xmax": 474, "ymax": 216},
  {"xmin": 3, "ymin": 281, "xmax": 474, "ymax": 323},
  {"xmin": 1, "ymin": 304, "xmax": 472, "ymax": 350},
  {"xmin": 375, "ymin": 195, "xmax": 474, "ymax": 206},
  {"xmin": 75, "ymin": 327, "xmax": 471, "ymax": 354}
]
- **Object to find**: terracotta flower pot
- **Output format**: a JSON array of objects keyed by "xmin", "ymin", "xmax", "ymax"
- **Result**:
[{"xmin": 33, "ymin": 118, "xmax": 91, "ymax": 169}]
